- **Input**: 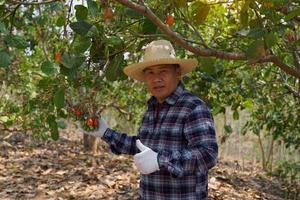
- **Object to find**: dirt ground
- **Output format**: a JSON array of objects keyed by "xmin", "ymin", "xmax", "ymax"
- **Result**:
[{"xmin": 0, "ymin": 129, "xmax": 298, "ymax": 200}]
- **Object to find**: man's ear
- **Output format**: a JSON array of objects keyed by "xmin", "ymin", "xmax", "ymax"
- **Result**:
[{"xmin": 175, "ymin": 67, "xmax": 182, "ymax": 79}]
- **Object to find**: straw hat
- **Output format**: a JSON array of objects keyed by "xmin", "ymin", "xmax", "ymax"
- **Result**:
[{"xmin": 123, "ymin": 40, "xmax": 198, "ymax": 81}]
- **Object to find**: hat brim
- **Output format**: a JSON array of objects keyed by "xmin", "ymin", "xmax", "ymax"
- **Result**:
[{"xmin": 123, "ymin": 58, "xmax": 198, "ymax": 81}]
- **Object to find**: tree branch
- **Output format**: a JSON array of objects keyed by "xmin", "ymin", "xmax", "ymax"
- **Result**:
[
  {"xmin": 254, "ymin": 55, "xmax": 300, "ymax": 79},
  {"xmin": 114, "ymin": 0, "xmax": 244, "ymax": 59},
  {"xmin": 284, "ymin": 84, "xmax": 300, "ymax": 99},
  {"xmin": 293, "ymin": 51, "xmax": 300, "ymax": 70},
  {"xmin": 7, "ymin": 0, "xmax": 59, "ymax": 5},
  {"xmin": 113, "ymin": 0, "xmax": 300, "ymax": 80}
]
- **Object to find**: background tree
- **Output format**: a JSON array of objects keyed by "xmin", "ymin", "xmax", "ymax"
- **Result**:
[{"xmin": 0, "ymin": 0, "xmax": 299, "ymax": 170}]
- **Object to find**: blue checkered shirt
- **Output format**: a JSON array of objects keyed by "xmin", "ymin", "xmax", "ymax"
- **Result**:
[{"xmin": 102, "ymin": 82, "xmax": 218, "ymax": 200}]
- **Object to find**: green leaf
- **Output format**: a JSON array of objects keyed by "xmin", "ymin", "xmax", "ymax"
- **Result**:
[
  {"xmin": 47, "ymin": 115, "xmax": 59, "ymax": 141},
  {"xmin": 61, "ymin": 52, "xmax": 85, "ymax": 69},
  {"xmin": 240, "ymin": 0, "xmax": 250, "ymax": 27},
  {"xmin": 265, "ymin": 32, "xmax": 277, "ymax": 48},
  {"xmin": 87, "ymin": 0, "xmax": 99, "ymax": 17},
  {"xmin": 4, "ymin": 35, "xmax": 28, "ymax": 49},
  {"xmin": 41, "ymin": 60, "xmax": 55, "ymax": 75},
  {"xmin": 124, "ymin": 8, "xmax": 142, "ymax": 18},
  {"xmin": 53, "ymin": 88, "xmax": 65, "ymax": 109},
  {"xmin": 75, "ymin": 5, "xmax": 88, "ymax": 21},
  {"xmin": 73, "ymin": 37, "xmax": 91, "ymax": 54},
  {"xmin": 245, "ymin": 40, "xmax": 265, "ymax": 59},
  {"xmin": 247, "ymin": 28, "xmax": 265, "ymax": 38},
  {"xmin": 105, "ymin": 54, "xmax": 126, "ymax": 81},
  {"xmin": 59, "ymin": 65, "xmax": 77, "ymax": 78},
  {"xmin": 56, "ymin": 16, "xmax": 65, "ymax": 27},
  {"xmin": 0, "ymin": 21, "xmax": 7, "ymax": 33},
  {"xmin": 37, "ymin": 77, "xmax": 53, "ymax": 89},
  {"xmin": 70, "ymin": 21, "xmax": 93, "ymax": 36},
  {"xmin": 172, "ymin": 0, "xmax": 187, "ymax": 8},
  {"xmin": 37, "ymin": 16, "xmax": 47, "ymax": 26},
  {"xmin": 86, "ymin": 25, "xmax": 98, "ymax": 37},
  {"xmin": 105, "ymin": 35, "xmax": 123, "ymax": 48},
  {"xmin": 60, "ymin": 53, "xmax": 73, "ymax": 68},
  {"xmin": 199, "ymin": 57, "xmax": 216, "ymax": 75},
  {"xmin": 285, "ymin": 7, "xmax": 300, "ymax": 21},
  {"xmin": 295, "ymin": 38, "xmax": 300, "ymax": 46},
  {"xmin": 0, "ymin": 51, "xmax": 11, "ymax": 68},
  {"xmin": 142, "ymin": 18, "xmax": 157, "ymax": 34},
  {"xmin": 224, "ymin": 124, "xmax": 233, "ymax": 134},
  {"xmin": 191, "ymin": 1, "xmax": 210, "ymax": 25},
  {"xmin": 249, "ymin": 19, "xmax": 260, "ymax": 29},
  {"xmin": 242, "ymin": 99, "xmax": 253, "ymax": 109},
  {"xmin": 95, "ymin": 23, "xmax": 104, "ymax": 34},
  {"xmin": 89, "ymin": 41, "xmax": 105, "ymax": 62},
  {"xmin": 240, "ymin": 9, "xmax": 248, "ymax": 27}
]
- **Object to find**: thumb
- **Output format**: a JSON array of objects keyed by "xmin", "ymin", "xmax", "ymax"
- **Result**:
[{"xmin": 136, "ymin": 139, "xmax": 148, "ymax": 152}]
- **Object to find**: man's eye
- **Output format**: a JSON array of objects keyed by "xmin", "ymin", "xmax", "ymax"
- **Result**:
[{"xmin": 146, "ymin": 71, "xmax": 153, "ymax": 75}]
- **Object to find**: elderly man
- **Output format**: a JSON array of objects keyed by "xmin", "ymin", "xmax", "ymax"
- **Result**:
[{"xmin": 79, "ymin": 40, "xmax": 218, "ymax": 200}]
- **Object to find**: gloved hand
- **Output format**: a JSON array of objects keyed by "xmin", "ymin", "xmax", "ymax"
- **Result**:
[
  {"xmin": 134, "ymin": 140, "xmax": 159, "ymax": 174},
  {"xmin": 77, "ymin": 117, "xmax": 108, "ymax": 138}
]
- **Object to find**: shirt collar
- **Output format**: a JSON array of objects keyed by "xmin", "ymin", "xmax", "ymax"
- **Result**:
[{"xmin": 147, "ymin": 81, "xmax": 185, "ymax": 106}]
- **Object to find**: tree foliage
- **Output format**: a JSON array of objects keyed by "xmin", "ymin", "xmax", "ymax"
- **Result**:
[{"xmin": 0, "ymin": 0, "xmax": 299, "ymax": 153}]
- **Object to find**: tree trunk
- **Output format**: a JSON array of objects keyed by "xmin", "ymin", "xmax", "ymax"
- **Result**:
[
  {"xmin": 257, "ymin": 133, "xmax": 266, "ymax": 170},
  {"xmin": 266, "ymin": 135, "xmax": 274, "ymax": 172},
  {"xmin": 83, "ymin": 134, "xmax": 98, "ymax": 154},
  {"xmin": 237, "ymin": 118, "xmax": 241, "ymax": 162}
]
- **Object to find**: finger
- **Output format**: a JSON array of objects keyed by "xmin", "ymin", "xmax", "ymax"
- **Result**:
[{"xmin": 136, "ymin": 139, "xmax": 147, "ymax": 151}]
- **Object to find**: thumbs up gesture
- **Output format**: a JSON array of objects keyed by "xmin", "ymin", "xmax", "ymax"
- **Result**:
[{"xmin": 134, "ymin": 140, "xmax": 159, "ymax": 174}]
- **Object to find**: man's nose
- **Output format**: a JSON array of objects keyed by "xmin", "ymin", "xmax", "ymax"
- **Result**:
[{"xmin": 153, "ymin": 75, "xmax": 162, "ymax": 82}]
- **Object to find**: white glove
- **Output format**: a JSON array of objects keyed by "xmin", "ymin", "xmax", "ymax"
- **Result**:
[
  {"xmin": 77, "ymin": 117, "xmax": 108, "ymax": 138},
  {"xmin": 134, "ymin": 140, "xmax": 159, "ymax": 174}
]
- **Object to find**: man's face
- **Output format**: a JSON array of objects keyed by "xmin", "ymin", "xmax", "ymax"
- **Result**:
[{"xmin": 143, "ymin": 64, "xmax": 181, "ymax": 103}]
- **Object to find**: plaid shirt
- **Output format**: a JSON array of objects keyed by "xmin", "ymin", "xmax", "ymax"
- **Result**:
[{"xmin": 102, "ymin": 82, "xmax": 218, "ymax": 200}]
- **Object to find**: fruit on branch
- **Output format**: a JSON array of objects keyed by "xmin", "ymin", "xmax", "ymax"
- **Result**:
[
  {"xmin": 78, "ymin": 115, "xmax": 100, "ymax": 132},
  {"xmin": 54, "ymin": 52, "xmax": 62, "ymax": 63},
  {"xmin": 74, "ymin": 106, "xmax": 81, "ymax": 117},
  {"xmin": 69, "ymin": 104, "xmax": 100, "ymax": 131},
  {"xmin": 166, "ymin": 15, "xmax": 174, "ymax": 26},
  {"xmin": 104, "ymin": 7, "xmax": 114, "ymax": 22},
  {"xmin": 86, "ymin": 118, "xmax": 94, "ymax": 127},
  {"xmin": 92, "ymin": 117, "xmax": 99, "ymax": 128}
]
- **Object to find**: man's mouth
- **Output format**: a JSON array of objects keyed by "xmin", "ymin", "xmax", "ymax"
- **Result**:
[{"xmin": 153, "ymin": 86, "xmax": 164, "ymax": 90}]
